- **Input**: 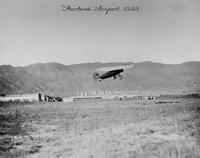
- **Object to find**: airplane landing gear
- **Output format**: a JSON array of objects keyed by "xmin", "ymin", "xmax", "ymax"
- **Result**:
[{"xmin": 119, "ymin": 75, "xmax": 123, "ymax": 80}]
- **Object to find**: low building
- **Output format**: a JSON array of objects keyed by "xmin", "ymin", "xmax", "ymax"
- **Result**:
[
  {"xmin": 0, "ymin": 93, "xmax": 63, "ymax": 103},
  {"xmin": 0, "ymin": 93, "xmax": 43, "ymax": 102}
]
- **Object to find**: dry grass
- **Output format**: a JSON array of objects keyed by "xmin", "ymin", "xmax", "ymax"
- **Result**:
[{"xmin": 0, "ymin": 98, "xmax": 200, "ymax": 158}]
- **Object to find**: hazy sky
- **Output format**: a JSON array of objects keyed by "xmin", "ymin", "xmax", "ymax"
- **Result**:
[{"xmin": 0, "ymin": 0, "xmax": 200, "ymax": 66}]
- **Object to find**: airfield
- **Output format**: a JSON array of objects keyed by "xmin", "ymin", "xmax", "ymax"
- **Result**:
[{"xmin": 0, "ymin": 94, "xmax": 200, "ymax": 158}]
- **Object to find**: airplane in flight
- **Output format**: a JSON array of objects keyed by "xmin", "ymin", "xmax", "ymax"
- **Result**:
[{"xmin": 93, "ymin": 64, "xmax": 134, "ymax": 82}]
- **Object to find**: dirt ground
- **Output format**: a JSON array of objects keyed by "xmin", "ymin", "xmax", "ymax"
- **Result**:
[{"xmin": 0, "ymin": 98, "xmax": 200, "ymax": 158}]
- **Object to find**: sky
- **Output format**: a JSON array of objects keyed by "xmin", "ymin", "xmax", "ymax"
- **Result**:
[{"xmin": 0, "ymin": 0, "xmax": 200, "ymax": 66}]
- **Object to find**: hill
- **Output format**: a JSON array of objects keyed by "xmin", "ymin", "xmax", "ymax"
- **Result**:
[{"xmin": 0, "ymin": 61, "xmax": 200, "ymax": 97}]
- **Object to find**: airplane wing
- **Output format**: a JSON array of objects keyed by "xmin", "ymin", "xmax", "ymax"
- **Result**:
[{"xmin": 96, "ymin": 64, "xmax": 134, "ymax": 72}]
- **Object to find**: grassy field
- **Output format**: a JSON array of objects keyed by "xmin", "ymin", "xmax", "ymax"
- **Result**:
[{"xmin": 0, "ymin": 98, "xmax": 200, "ymax": 158}]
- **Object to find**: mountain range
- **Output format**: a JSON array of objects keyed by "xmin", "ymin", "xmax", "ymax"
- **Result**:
[{"xmin": 0, "ymin": 61, "xmax": 200, "ymax": 97}]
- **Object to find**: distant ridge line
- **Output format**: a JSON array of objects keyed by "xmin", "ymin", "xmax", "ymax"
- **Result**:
[{"xmin": 0, "ymin": 61, "xmax": 200, "ymax": 97}]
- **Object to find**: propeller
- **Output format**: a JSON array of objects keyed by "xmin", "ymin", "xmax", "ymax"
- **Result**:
[{"xmin": 93, "ymin": 72, "xmax": 100, "ymax": 81}]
